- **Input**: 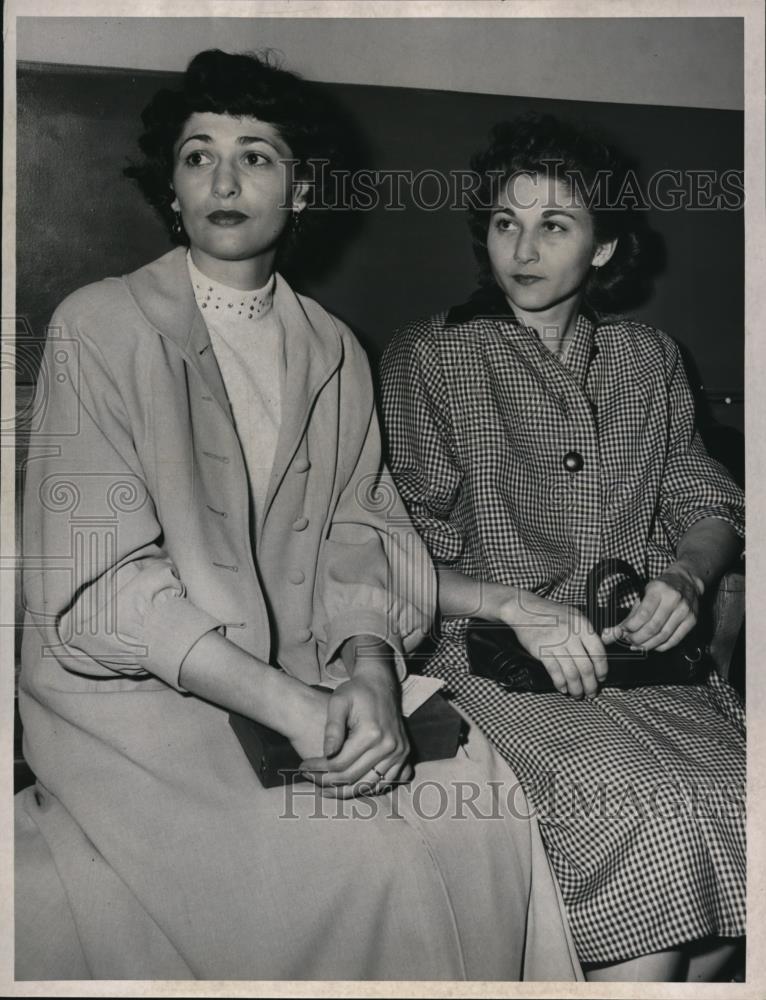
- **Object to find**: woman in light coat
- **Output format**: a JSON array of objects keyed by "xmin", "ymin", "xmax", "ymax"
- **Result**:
[{"xmin": 15, "ymin": 50, "xmax": 581, "ymax": 982}]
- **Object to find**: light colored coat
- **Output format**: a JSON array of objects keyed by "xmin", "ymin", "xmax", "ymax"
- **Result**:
[
  {"xmin": 22, "ymin": 246, "xmax": 432, "ymax": 693},
  {"xmin": 16, "ymin": 248, "xmax": 581, "ymax": 982}
]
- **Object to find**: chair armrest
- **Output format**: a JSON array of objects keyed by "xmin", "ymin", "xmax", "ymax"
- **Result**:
[{"xmin": 708, "ymin": 571, "xmax": 745, "ymax": 681}]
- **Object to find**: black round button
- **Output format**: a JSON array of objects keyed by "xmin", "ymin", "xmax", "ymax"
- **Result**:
[{"xmin": 563, "ymin": 450, "xmax": 584, "ymax": 473}]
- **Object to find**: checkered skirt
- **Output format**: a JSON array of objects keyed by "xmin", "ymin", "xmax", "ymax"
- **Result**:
[
  {"xmin": 380, "ymin": 306, "xmax": 746, "ymax": 963},
  {"xmin": 422, "ymin": 629, "xmax": 745, "ymax": 964}
]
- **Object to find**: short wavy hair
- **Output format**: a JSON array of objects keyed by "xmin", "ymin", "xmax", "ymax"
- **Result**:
[
  {"xmin": 467, "ymin": 113, "xmax": 653, "ymax": 314},
  {"xmin": 124, "ymin": 49, "xmax": 345, "ymax": 265}
]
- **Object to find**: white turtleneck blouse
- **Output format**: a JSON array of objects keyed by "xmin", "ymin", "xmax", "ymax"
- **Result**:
[{"xmin": 187, "ymin": 252, "xmax": 284, "ymax": 532}]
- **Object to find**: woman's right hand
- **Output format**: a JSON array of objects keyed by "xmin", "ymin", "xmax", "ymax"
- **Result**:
[
  {"xmin": 496, "ymin": 589, "xmax": 609, "ymax": 699},
  {"xmin": 283, "ymin": 682, "xmax": 398, "ymax": 798}
]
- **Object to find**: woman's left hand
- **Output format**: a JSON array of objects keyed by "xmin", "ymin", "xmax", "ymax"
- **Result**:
[
  {"xmin": 603, "ymin": 562, "xmax": 704, "ymax": 652},
  {"xmin": 300, "ymin": 654, "xmax": 413, "ymax": 799}
]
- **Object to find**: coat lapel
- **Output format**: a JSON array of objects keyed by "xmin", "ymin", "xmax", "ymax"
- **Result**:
[
  {"xmin": 259, "ymin": 275, "xmax": 343, "ymax": 540},
  {"xmin": 124, "ymin": 248, "xmax": 233, "ymax": 420},
  {"xmin": 125, "ymin": 249, "xmax": 344, "ymax": 542}
]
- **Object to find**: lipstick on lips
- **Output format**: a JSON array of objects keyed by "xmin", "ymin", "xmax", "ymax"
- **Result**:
[
  {"xmin": 512, "ymin": 274, "xmax": 544, "ymax": 285},
  {"xmin": 207, "ymin": 210, "xmax": 248, "ymax": 226}
]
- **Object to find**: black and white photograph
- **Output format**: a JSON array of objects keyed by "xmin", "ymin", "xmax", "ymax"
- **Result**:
[{"xmin": 2, "ymin": 2, "xmax": 764, "ymax": 995}]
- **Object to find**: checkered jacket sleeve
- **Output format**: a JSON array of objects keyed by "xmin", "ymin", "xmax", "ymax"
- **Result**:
[
  {"xmin": 379, "ymin": 319, "xmax": 465, "ymax": 565},
  {"xmin": 657, "ymin": 334, "xmax": 745, "ymax": 545}
]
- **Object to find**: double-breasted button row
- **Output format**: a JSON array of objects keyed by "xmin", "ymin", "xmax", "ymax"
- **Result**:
[
  {"xmin": 288, "ymin": 485, "xmax": 309, "ymax": 633},
  {"xmin": 290, "ymin": 464, "xmax": 311, "ymax": 604}
]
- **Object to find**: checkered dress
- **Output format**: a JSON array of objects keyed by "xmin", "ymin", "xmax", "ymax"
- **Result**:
[{"xmin": 379, "ymin": 288, "xmax": 746, "ymax": 965}]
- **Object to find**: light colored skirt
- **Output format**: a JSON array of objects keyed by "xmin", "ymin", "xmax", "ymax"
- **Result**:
[{"xmin": 15, "ymin": 683, "xmax": 581, "ymax": 982}]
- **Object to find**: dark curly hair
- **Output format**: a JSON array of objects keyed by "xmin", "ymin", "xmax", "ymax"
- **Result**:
[
  {"xmin": 467, "ymin": 113, "xmax": 653, "ymax": 314},
  {"xmin": 124, "ymin": 49, "xmax": 345, "ymax": 264}
]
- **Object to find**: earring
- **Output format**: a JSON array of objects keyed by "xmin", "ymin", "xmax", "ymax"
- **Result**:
[
  {"xmin": 291, "ymin": 209, "xmax": 303, "ymax": 235},
  {"xmin": 171, "ymin": 211, "xmax": 184, "ymax": 239}
]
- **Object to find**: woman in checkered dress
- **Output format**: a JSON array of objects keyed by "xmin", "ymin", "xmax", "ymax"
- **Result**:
[{"xmin": 380, "ymin": 114, "xmax": 745, "ymax": 982}]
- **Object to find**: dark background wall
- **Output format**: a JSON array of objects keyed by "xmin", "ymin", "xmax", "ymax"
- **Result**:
[{"xmin": 17, "ymin": 61, "xmax": 743, "ymax": 435}]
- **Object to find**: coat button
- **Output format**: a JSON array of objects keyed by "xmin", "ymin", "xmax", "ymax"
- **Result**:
[
  {"xmin": 293, "ymin": 457, "xmax": 311, "ymax": 473},
  {"xmin": 297, "ymin": 628, "xmax": 313, "ymax": 643},
  {"xmin": 324, "ymin": 660, "xmax": 348, "ymax": 681},
  {"xmin": 563, "ymin": 450, "xmax": 584, "ymax": 473},
  {"xmin": 288, "ymin": 569, "xmax": 305, "ymax": 585},
  {"xmin": 292, "ymin": 516, "xmax": 309, "ymax": 531}
]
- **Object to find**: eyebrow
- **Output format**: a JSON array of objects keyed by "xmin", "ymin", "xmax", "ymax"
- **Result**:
[
  {"xmin": 490, "ymin": 206, "xmax": 580, "ymax": 219},
  {"xmin": 177, "ymin": 133, "xmax": 282, "ymax": 153}
]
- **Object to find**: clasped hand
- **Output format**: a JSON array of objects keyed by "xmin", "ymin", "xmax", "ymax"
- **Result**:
[
  {"xmin": 602, "ymin": 561, "xmax": 703, "ymax": 653},
  {"xmin": 294, "ymin": 656, "xmax": 413, "ymax": 798},
  {"xmin": 502, "ymin": 562, "xmax": 703, "ymax": 700}
]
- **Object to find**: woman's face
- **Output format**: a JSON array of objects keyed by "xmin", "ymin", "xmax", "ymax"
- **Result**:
[
  {"xmin": 170, "ymin": 112, "xmax": 305, "ymax": 277},
  {"xmin": 486, "ymin": 172, "xmax": 615, "ymax": 316}
]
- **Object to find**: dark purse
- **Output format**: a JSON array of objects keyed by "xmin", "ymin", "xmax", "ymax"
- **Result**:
[
  {"xmin": 229, "ymin": 689, "xmax": 465, "ymax": 788},
  {"xmin": 465, "ymin": 558, "xmax": 709, "ymax": 693}
]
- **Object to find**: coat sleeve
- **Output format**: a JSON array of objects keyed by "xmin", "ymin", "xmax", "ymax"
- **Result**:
[
  {"xmin": 22, "ymin": 300, "xmax": 222, "ymax": 691},
  {"xmin": 657, "ymin": 335, "xmax": 745, "ymax": 546},
  {"xmin": 313, "ymin": 331, "xmax": 437, "ymax": 679},
  {"xmin": 378, "ymin": 321, "xmax": 465, "ymax": 565}
]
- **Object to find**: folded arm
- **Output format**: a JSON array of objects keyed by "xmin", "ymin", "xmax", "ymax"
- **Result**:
[{"xmin": 25, "ymin": 310, "xmax": 334, "ymax": 767}]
